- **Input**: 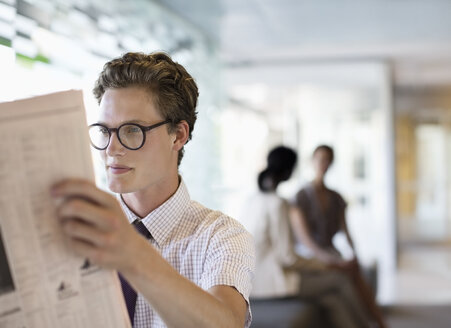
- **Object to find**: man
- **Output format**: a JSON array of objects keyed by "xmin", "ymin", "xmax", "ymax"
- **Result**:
[{"xmin": 51, "ymin": 52, "xmax": 254, "ymax": 328}]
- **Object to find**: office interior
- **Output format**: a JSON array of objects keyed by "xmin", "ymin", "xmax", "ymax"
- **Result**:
[{"xmin": 0, "ymin": 0, "xmax": 450, "ymax": 326}]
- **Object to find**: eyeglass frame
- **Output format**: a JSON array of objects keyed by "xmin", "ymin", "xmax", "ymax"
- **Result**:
[{"xmin": 88, "ymin": 119, "xmax": 173, "ymax": 151}]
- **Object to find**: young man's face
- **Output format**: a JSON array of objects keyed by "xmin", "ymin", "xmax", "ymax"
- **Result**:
[{"xmin": 97, "ymin": 86, "xmax": 178, "ymax": 194}]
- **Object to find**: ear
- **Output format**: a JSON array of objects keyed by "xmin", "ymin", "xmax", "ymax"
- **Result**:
[{"xmin": 172, "ymin": 120, "xmax": 189, "ymax": 151}]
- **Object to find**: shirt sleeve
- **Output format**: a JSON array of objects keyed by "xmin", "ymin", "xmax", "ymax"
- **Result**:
[{"xmin": 200, "ymin": 216, "xmax": 255, "ymax": 327}]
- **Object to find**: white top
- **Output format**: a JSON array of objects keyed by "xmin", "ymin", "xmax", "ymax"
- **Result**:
[
  {"xmin": 119, "ymin": 179, "xmax": 255, "ymax": 328},
  {"xmin": 238, "ymin": 191, "xmax": 300, "ymax": 299}
]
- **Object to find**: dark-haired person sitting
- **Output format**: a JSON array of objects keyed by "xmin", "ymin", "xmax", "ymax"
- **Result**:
[
  {"xmin": 240, "ymin": 146, "xmax": 370, "ymax": 328},
  {"xmin": 291, "ymin": 145, "xmax": 387, "ymax": 328}
]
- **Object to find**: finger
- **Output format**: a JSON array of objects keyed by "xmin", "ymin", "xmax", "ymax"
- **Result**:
[
  {"xmin": 61, "ymin": 217, "xmax": 111, "ymax": 248},
  {"xmin": 51, "ymin": 178, "xmax": 115, "ymax": 209},
  {"xmin": 64, "ymin": 236, "xmax": 106, "ymax": 266},
  {"xmin": 57, "ymin": 198, "xmax": 119, "ymax": 232}
]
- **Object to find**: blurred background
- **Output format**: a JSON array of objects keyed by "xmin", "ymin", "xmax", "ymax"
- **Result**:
[{"xmin": 0, "ymin": 0, "xmax": 450, "ymax": 326}]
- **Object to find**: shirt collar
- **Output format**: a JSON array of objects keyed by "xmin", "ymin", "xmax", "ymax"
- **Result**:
[{"xmin": 118, "ymin": 178, "xmax": 191, "ymax": 247}]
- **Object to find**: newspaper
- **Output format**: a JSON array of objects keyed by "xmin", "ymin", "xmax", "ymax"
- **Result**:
[{"xmin": 0, "ymin": 90, "xmax": 131, "ymax": 328}]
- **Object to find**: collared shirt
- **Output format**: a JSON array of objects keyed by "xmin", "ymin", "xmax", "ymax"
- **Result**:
[
  {"xmin": 238, "ymin": 191, "xmax": 300, "ymax": 298},
  {"xmin": 119, "ymin": 179, "xmax": 255, "ymax": 328}
]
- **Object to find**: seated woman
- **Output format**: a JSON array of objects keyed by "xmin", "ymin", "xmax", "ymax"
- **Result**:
[
  {"xmin": 240, "ymin": 146, "xmax": 371, "ymax": 328},
  {"xmin": 290, "ymin": 145, "xmax": 387, "ymax": 328}
]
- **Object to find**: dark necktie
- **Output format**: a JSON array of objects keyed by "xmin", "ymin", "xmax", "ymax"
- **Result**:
[{"xmin": 119, "ymin": 220, "xmax": 152, "ymax": 325}]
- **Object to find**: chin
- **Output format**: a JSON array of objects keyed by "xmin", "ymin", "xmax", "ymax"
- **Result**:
[
  {"xmin": 108, "ymin": 179, "xmax": 131, "ymax": 194},
  {"xmin": 108, "ymin": 183, "xmax": 122, "ymax": 194}
]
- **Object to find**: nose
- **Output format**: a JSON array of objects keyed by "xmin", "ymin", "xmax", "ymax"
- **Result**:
[{"xmin": 106, "ymin": 131, "xmax": 126, "ymax": 156}]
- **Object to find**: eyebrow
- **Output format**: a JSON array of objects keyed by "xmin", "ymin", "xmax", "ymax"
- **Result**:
[{"xmin": 96, "ymin": 119, "xmax": 151, "ymax": 126}]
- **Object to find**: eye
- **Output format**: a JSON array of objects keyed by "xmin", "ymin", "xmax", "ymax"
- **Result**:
[
  {"xmin": 124, "ymin": 125, "xmax": 141, "ymax": 134},
  {"xmin": 99, "ymin": 126, "xmax": 109, "ymax": 134}
]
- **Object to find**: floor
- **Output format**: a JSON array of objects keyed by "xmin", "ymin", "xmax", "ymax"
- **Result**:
[
  {"xmin": 386, "ymin": 305, "xmax": 451, "ymax": 328},
  {"xmin": 394, "ymin": 243, "xmax": 451, "ymax": 304},
  {"xmin": 386, "ymin": 243, "xmax": 451, "ymax": 328}
]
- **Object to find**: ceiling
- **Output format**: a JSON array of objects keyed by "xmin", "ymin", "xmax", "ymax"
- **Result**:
[{"xmin": 158, "ymin": 0, "xmax": 451, "ymax": 87}]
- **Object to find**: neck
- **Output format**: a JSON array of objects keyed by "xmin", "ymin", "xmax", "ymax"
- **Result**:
[
  {"xmin": 262, "ymin": 176, "xmax": 279, "ymax": 192},
  {"xmin": 267, "ymin": 185, "xmax": 278, "ymax": 192},
  {"xmin": 122, "ymin": 174, "xmax": 180, "ymax": 218},
  {"xmin": 312, "ymin": 176, "xmax": 325, "ymax": 189}
]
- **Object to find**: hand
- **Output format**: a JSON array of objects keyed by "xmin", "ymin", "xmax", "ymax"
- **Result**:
[
  {"xmin": 51, "ymin": 178, "xmax": 147, "ymax": 274},
  {"xmin": 330, "ymin": 257, "xmax": 360, "ymax": 277}
]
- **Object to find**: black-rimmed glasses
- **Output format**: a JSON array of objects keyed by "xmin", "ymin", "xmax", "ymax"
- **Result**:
[{"xmin": 88, "ymin": 119, "xmax": 172, "ymax": 150}]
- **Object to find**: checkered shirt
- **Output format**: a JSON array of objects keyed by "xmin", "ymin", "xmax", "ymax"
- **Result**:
[{"xmin": 118, "ymin": 179, "xmax": 255, "ymax": 328}]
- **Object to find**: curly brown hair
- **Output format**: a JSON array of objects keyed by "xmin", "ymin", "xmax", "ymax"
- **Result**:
[{"xmin": 93, "ymin": 52, "xmax": 199, "ymax": 165}]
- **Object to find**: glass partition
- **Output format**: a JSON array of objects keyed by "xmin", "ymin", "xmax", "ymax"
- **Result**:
[{"xmin": 0, "ymin": 0, "xmax": 223, "ymax": 209}]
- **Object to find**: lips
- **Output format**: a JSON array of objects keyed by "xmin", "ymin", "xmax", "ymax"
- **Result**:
[{"xmin": 108, "ymin": 164, "xmax": 132, "ymax": 175}]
